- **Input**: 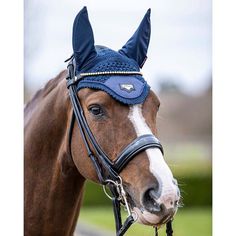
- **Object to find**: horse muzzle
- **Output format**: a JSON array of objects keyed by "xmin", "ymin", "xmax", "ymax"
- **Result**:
[{"xmin": 131, "ymin": 183, "xmax": 180, "ymax": 226}]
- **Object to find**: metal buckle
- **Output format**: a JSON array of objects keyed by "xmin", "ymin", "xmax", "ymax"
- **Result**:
[{"xmin": 103, "ymin": 176, "xmax": 138, "ymax": 222}]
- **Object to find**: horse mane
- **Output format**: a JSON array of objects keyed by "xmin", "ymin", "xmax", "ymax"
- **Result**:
[{"xmin": 25, "ymin": 70, "xmax": 67, "ymax": 112}]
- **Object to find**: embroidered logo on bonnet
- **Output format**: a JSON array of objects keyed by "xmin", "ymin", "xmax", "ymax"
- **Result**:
[
  {"xmin": 72, "ymin": 7, "xmax": 151, "ymax": 105},
  {"xmin": 119, "ymin": 84, "xmax": 135, "ymax": 93}
]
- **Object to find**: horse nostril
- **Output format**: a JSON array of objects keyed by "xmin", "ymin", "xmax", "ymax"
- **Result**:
[
  {"xmin": 148, "ymin": 188, "xmax": 161, "ymax": 200},
  {"xmin": 142, "ymin": 186, "xmax": 162, "ymax": 214}
]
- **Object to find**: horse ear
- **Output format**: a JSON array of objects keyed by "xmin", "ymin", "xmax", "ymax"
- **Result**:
[
  {"xmin": 72, "ymin": 7, "xmax": 97, "ymax": 69},
  {"xmin": 119, "ymin": 9, "xmax": 151, "ymax": 68}
]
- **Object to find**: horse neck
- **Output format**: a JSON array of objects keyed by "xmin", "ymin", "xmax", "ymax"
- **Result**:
[{"xmin": 24, "ymin": 72, "xmax": 85, "ymax": 236}]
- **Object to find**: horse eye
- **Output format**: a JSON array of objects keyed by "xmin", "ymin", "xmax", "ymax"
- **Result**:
[{"xmin": 89, "ymin": 105, "xmax": 103, "ymax": 116}]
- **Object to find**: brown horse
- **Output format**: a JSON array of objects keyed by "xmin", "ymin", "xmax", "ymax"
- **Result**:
[{"xmin": 24, "ymin": 7, "xmax": 180, "ymax": 236}]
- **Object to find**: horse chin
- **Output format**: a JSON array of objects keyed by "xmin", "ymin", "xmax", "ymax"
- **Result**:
[
  {"xmin": 132, "ymin": 207, "xmax": 161, "ymax": 226},
  {"xmin": 132, "ymin": 207, "xmax": 174, "ymax": 227}
]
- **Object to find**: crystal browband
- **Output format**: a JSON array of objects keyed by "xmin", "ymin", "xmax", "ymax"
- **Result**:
[{"xmin": 76, "ymin": 71, "xmax": 143, "ymax": 81}]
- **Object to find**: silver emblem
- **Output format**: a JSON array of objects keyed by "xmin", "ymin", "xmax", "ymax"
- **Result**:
[{"xmin": 119, "ymin": 83, "xmax": 135, "ymax": 93}]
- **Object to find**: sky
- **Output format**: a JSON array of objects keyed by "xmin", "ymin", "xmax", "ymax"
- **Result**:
[{"xmin": 24, "ymin": 0, "xmax": 211, "ymax": 95}]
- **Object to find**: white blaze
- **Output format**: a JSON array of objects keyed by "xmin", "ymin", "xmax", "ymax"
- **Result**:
[{"xmin": 128, "ymin": 104, "xmax": 175, "ymax": 198}]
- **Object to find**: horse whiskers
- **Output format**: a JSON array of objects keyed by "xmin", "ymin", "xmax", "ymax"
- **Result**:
[
  {"xmin": 176, "ymin": 196, "xmax": 184, "ymax": 208},
  {"xmin": 176, "ymin": 180, "xmax": 186, "ymax": 186},
  {"xmin": 176, "ymin": 183, "xmax": 186, "ymax": 187},
  {"xmin": 177, "ymin": 202, "xmax": 184, "ymax": 208}
]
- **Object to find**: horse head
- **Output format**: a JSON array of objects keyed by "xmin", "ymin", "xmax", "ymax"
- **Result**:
[{"xmin": 69, "ymin": 7, "xmax": 180, "ymax": 227}]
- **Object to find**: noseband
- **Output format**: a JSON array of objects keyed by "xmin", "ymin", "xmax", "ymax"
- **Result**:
[{"xmin": 66, "ymin": 57, "xmax": 173, "ymax": 236}]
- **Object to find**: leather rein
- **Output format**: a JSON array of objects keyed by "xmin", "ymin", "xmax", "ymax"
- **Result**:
[{"xmin": 65, "ymin": 57, "xmax": 173, "ymax": 236}]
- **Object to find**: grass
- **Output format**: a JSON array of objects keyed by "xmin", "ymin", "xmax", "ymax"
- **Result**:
[{"xmin": 79, "ymin": 206, "xmax": 212, "ymax": 236}]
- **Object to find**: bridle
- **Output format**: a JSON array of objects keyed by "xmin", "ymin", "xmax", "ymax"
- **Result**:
[{"xmin": 66, "ymin": 56, "xmax": 173, "ymax": 236}]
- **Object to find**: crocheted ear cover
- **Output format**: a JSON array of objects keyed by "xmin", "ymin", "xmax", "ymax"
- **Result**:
[
  {"xmin": 76, "ymin": 47, "xmax": 150, "ymax": 105},
  {"xmin": 72, "ymin": 7, "xmax": 151, "ymax": 105}
]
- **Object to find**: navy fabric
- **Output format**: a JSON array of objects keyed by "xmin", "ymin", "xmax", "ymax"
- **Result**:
[
  {"xmin": 76, "ymin": 47, "xmax": 150, "ymax": 105},
  {"xmin": 76, "ymin": 46, "xmax": 140, "ymax": 74},
  {"xmin": 119, "ymin": 9, "xmax": 151, "ymax": 68},
  {"xmin": 72, "ymin": 7, "xmax": 152, "ymax": 105},
  {"xmin": 72, "ymin": 7, "xmax": 97, "ymax": 69},
  {"xmin": 77, "ymin": 74, "xmax": 150, "ymax": 105}
]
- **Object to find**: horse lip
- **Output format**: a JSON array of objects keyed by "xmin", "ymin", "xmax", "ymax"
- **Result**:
[
  {"xmin": 132, "ymin": 202, "xmax": 177, "ymax": 227},
  {"xmin": 156, "ymin": 207, "xmax": 177, "ymax": 226},
  {"xmin": 125, "ymin": 191, "xmax": 137, "ymax": 209},
  {"xmin": 148, "ymin": 212, "xmax": 175, "ymax": 228},
  {"xmin": 159, "ymin": 213, "xmax": 174, "ymax": 225}
]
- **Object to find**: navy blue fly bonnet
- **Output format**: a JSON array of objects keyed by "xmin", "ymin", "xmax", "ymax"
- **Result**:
[{"xmin": 72, "ymin": 7, "xmax": 152, "ymax": 105}]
